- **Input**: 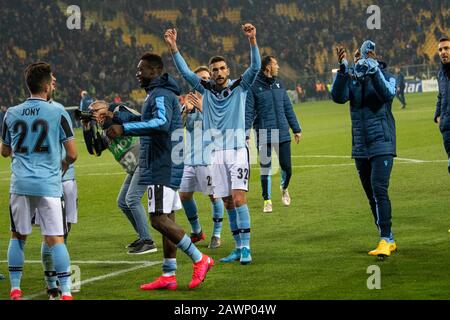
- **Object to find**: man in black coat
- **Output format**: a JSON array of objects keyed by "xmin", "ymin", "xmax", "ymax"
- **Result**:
[
  {"xmin": 395, "ymin": 67, "xmax": 407, "ymax": 109},
  {"xmin": 433, "ymin": 37, "xmax": 450, "ymax": 233},
  {"xmin": 331, "ymin": 40, "xmax": 397, "ymax": 259}
]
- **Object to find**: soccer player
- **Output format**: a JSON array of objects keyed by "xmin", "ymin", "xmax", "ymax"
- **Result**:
[
  {"xmin": 164, "ymin": 23, "xmax": 261, "ymax": 264},
  {"xmin": 35, "ymin": 74, "xmax": 80, "ymax": 299},
  {"xmin": 395, "ymin": 67, "xmax": 407, "ymax": 109},
  {"xmin": 246, "ymin": 55, "xmax": 302, "ymax": 213},
  {"xmin": 180, "ymin": 66, "xmax": 225, "ymax": 249},
  {"xmin": 433, "ymin": 37, "xmax": 450, "ymax": 232},
  {"xmin": 0, "ymin": 62, "xmax": 77, "ymax": 300},
  {"xmin": 331, "ymin": 41, "xmax": 397, "ymax": 258},
  {"xmin": 87, "ymin": 100, "xmax": 157, "ymax": 255},
  {"xmin": 106, "ymin": 53, "xmax": 213, "ymax": 290}
]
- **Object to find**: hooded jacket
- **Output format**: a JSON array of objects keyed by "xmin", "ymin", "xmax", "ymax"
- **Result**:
[
  {"xmin": 122, "ymin": 73, "xmax": 184, "ymax": 189},
  {"xmin": 434, "ymin": 63, "xmax": 450, "ymax": 132},
  {"xmin": 245, "ymin": 71, "xmax": 301, "ymax": 145},
  {"xmin": 331, "ymin": 61, "xmax": 397, "ymax": 159}
]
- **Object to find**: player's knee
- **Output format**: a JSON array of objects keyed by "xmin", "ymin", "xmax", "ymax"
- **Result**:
[
  {"xmin": 44, "ymin": 235, "xmax": 64, "ymax": 247},
  {"xmin": 117, "ymin": 197, "xmax": 128, "ymax": 211},
  {"xmin": 233, "ymin": 193, "xmax": 247, "ymax": 207},
  {"xmin": 222, "ymin": 196, "xmax": 235, "ymax": 210},
  {"xmin": 11, "ymin": 232, "xmax": 27, "ymax": 241},
  {"xmin": 282, "ymin": 166, "xmax": 292, "ymax": 176},
  {"xmin": 372, "ymin": 185, "xmax": 389, "ymax": 201},
  {"xmin": 125, "ymin": 193, "xmax": 140, "ymax": 208},
  {"xmin": 179, "ymin": 192, "xmax": 193, "ymax": 202},
  {"xmin": 150, "ymin": 215, "xmax": 165, "ymax": 232}
]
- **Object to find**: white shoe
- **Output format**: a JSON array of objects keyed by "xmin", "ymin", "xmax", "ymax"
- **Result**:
[
  {"xmin": 281, "ymin": 188, "xmax": 291, "ymax": 206},
  {"xmin": 263, "ymin": 200, "xmax": 273, "ymax": 213}
]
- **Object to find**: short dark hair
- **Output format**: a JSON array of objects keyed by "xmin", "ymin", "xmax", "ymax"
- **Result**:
[
  {"xmin": 140, "ymin": 53, "xmax": 163, "ymax": 70},
  {"xmin": 439, "ymin": 36, "xmax": 450, "ymax": 42},
  {"xmin": 261, "ymin": 55, "xmax": 276, "ymax": 72},
  {"xmin": 194, "ymin": 66, "xmax": 209, "ymax": 74},
  {"xmin": 24, "ymin": 62, "xmax": 52, "ymax": 94},
  {"xmin": 209, "ymin": 56, "xmax": 226, "ymax": 66}
]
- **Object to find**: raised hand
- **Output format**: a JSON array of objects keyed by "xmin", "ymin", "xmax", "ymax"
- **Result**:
[
  {"xmin": 242, "ymin": 23, "xmax": 256, "ymax": 40},
  {"xmin": 186, "ymin": 92, "xmax": 203, "ymax": 112},
  {"xmin": 353, "ymin": 49, "xmax": 361, "ymax": 63},
  {"xmin": 335, "ymin": 46, "xmax": 347, "ymax": 64},
  {"xmin": 366, "ymin": 50, "xmax": 377, "ymax": 60},
  {"xmin": 164, "ymin": 28, "xmax": 178, "ymax": 52}
]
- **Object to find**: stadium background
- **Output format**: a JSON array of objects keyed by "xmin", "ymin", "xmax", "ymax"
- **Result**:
[
  {"xmin": 0, "ymin": 0, "xmax": 449, "ymax": 110},
  {"xmin": 1, "ymin": 0, "xmax": 450, "ymax": 300}
]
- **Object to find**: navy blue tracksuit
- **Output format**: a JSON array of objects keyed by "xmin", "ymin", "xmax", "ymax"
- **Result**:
[
  {"xmin": 331, "ymin": 61, "xmax": 397, "ymax": 239},
  {"xmin": 434, "ymin": 63, "xmax": 450, "ymax": 170},
  {"xmin": 246, "ymin": 72, "xmax": 302, "ymax": 200},
  {"xmin": 396, "ymin": 72, "xmax": 406, "ymax": 107}
]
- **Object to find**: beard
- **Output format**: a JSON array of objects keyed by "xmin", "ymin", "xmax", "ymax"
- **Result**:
[
  {"xmin": 140, "ymin": 79, "xmax": 151, "ymax": 88},
  {"xmin": 46, "ymin": 89, "xmax": 54, "ymax": 101}
]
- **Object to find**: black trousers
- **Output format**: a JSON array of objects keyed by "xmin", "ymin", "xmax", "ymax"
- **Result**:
[
  {"xmin": 396, "ymin": 89, "xmax": 406, "ymax": 106},
  {"xmin": 441, "ymin": 130, "xmax": 450, "ymax": 157},
  {"xmin": 355, "ymin": 155, "xmax": 394, "ymax": 239}
]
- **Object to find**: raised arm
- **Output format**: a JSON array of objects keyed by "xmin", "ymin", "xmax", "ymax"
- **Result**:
[
  {"xmin": 245, "ymin": 88, "xmax": 256, "ymax": 133},
  {"xmin": 331, "ymin": 46, "xmax": 350, "ymax": 104},
  {"xmin": 241, "ymin": 23, "xmax": 261, "ymax": 90},
  {"xmin": 164, "ymin": 28, "xmax": 205, "ymax": 94}
]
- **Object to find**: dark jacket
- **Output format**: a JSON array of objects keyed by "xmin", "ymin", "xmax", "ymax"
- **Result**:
[
  {"xmin": 397, "ymin": 72, "xmax": 405, "ymax": 91},
  {"xmin": 434, "ymin": 63, "xmax": 450, "ymax": 132},
  {"xmin": 246, "ymin": 72, "xmax": 301, "ymax": 145},
  {"xmin": 122, "ymin": 74, "xmax": 184, "ymax": 189},
  {"xmin": 331, "ymin": 61, "xmax": 397, "ymax": 159},
  {"xmin": 80, "ymin": 95, "xmax": 93, "ymax": 111}
]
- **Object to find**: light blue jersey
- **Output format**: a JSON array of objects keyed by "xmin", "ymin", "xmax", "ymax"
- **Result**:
[
  {"xmin": 1, "ymin": 98, "xmax": 74, "ymax": 197},
  {"xmin": 185, "ymin": 110, "xmax": 212, "ymax": 166},
  {"xmin": 50, "ymin": 101, "xmax": 75, "ymax": 181},
  {"xmin": 173, "ymin": 45, "xmax": 261, "ymax": 150}
]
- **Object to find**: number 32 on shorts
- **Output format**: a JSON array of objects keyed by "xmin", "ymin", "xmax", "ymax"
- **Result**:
[{"xmin": 237, "ymin": 168, "xmax": 249, "ymax": 180}]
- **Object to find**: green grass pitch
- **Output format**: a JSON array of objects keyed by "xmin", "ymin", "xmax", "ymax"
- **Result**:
[{"xmin": 0, "ymin": 92, "xmax": 449, "ymax": 300}]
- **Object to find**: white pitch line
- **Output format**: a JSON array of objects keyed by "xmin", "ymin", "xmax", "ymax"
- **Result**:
[
  {"xmin": 251, "ymin": 160, "xmax": 448, "ymax": 170},
  {"xmin": 396, "ymin": 157, "xmax": 425, "ymax": 163},
  {"xmin": 0, "ymin": 260, "xmax": 155, "ymax": 265},
  {"xmin": 2, "ymin": 157, "xmax": 447, "ymax": 180},
  {"xmin": 291, "ymin": 155, "xmax": 350, "ymax": 158},
  {"xmin": 21, "ymin": 261, "xmax": 161, "ymax": 300}
]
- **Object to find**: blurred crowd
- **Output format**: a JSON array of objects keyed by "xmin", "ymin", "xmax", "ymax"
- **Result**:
[{"xmin": 1, "ymin": 0, "xmax": 448, "ymax": 109}]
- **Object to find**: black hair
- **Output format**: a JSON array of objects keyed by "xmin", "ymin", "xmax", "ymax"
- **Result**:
[
  {"xmin": 24, "ymin": 62, "xmax": 52, "ymax": 94},
  {"xmin": 140, "ymin": 53, "xmax": 163, "ymax": 70},
  {"xmin": 209, "ymin": 56, "xmax": 226, "ymax": 66},
  {"xmin": 261, "ymin": 55, "xmax": 276, "ymax": 72},
  {"xmin": 439, "ymin": 37, "xmax": 450, "ymax": 42}
]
